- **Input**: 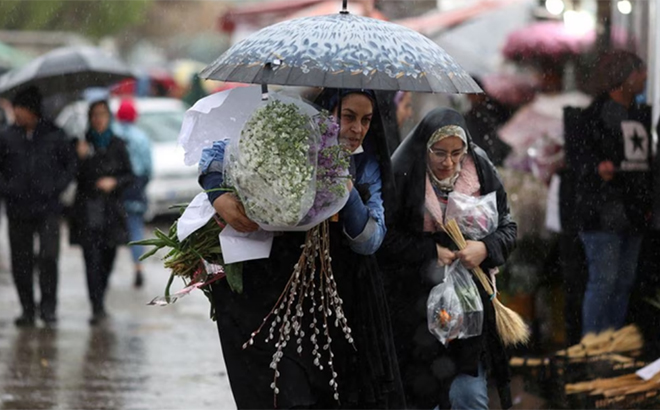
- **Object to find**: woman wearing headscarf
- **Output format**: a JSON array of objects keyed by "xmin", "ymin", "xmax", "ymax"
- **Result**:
[
  {"xmin": 380, "ymin": 107, "xmax": 517, "ymax": 409},
  {"xmin": 198, "ymin": 89, "xmax": 403, "ymax": 409},
  {"xmin": 70, "ymin": 100, "xmax": 133, "ymax": 324}
]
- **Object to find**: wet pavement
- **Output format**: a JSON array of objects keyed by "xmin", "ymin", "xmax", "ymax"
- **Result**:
[{"xmin": 0, "ymin": 214, "xmax": 236, "ymax": 410}]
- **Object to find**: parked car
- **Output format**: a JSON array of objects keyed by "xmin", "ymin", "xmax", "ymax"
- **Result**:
[{"xmin": 56, "ymin": 97, "xmax": 200, "ymax": 221}]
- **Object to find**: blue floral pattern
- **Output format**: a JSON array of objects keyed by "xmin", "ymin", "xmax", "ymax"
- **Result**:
[{"xmin": 200, "ymin": 13, "xmax": 481, "ymax": 93}]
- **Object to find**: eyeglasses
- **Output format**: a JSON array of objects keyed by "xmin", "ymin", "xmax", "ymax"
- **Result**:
[{"xmin": 428, "ymin": 148, "xmax": 465, "ymax": 163}]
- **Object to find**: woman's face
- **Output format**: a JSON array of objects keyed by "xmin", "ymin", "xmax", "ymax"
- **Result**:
[
  {"xmin": 90, "ymin": 103, "xmax": 111, "ymax": 133},
  {"xmin": 335, "ymin": 93, "xmax": 373, "ymax": 152},
  {"xmin": 396, "ymin": 92, "xmax": 413, "ymax": 127},
  {"xmin": 427, "ymin": 136, "xmax": 466, "ymax": 181}
]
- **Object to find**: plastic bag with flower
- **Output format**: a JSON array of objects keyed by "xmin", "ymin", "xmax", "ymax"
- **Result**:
[
  {"xmin": 427, "ymin": 265, "xmax": 463, "ymax": 346},
  {"xmin": 445, "ymin": 191, "xmax": 498, "ymax": 240},
  {"xmin": 224, "ymin": 99, "xmax": 350, "ymax": 231}
]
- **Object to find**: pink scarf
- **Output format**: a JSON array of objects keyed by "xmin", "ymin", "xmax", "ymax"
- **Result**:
[{"xmin": 423, "ymin": 155, "xmax": 481, "ymax": 232}]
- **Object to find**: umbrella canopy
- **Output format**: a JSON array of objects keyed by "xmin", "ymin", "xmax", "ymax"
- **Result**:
[
  {"xmin": 200, "ymin": 12, "xmax": 481, "ymax": 93},
  {"xmin": 0, "ymin": 46, "xmax": 134, "ymax": 99}
]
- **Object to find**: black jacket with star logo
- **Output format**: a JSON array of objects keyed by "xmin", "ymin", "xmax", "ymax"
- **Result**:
[{"xmin": 568, "ymin": 94, "xmax": 653, "ymax": 232}]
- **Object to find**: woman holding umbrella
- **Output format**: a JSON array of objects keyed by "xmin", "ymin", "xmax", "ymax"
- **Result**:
[
  {"xmin": 70, "ymin": 99, "xmax": 133, "ymax": 324},
  {"xmin": 380, "ymin": 107, "xmax": 517, "ymax": 410},
  {"xmin": 198, "ymin": 89, "xmax": 403, "ymax": 409}
]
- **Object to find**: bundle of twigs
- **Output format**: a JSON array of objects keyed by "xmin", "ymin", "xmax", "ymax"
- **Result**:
[
  {"xmin": 557, "ymin": 325, "xmax": 644, "ymax": 358},
  {"xmin": 566, "ymin": 372, "xmax": 660, "ymax": 397},
  {"xmin": 242, "ymin": 220, "xmax": 353, "ymax": 406},
  {"xmin": 510, "ymin": 357, "xmax": 550, "ymax": 367},
  {"xmin": 444, "ymin": 219, "xmax": 530, "ymax": 346}
]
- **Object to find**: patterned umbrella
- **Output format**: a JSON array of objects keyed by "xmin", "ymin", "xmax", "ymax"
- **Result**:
[
  {"xmin": 200, "ymin": 9, "xmax": 480, "ymax": 93},
  {"xmin": 0, "ymin": 46, "xmax": 134, "ymax": 99}
]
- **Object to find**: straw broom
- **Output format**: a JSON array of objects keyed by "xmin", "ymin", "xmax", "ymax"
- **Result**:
[{"xmin": 444, "ymin": 219, "xmax": 530, "ymax": 346}]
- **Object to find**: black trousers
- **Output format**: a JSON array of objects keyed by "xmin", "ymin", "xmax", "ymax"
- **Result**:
[
  {"xmin": 8, "ymin": 214, "xmax": 60, "ymax": 317},
  {"xmin": 82, "ymin": 238, "xmax": 117, "ymax": 314}
]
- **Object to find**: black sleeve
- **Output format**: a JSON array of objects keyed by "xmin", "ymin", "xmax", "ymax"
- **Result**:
[
  {"xmin": 379, "ymin": 175, "xmax": 439, "ymax": 267},
  {"xmin": 54, "ymin": 132, "xmax": 77, "ymax": 195},
  {"xmin": 0, "ymin": 135, "xmax": 7, "ymax": 196},
  {"xmin": 381, "ymin": 224, "xmax": 438, "ymax": 266}
]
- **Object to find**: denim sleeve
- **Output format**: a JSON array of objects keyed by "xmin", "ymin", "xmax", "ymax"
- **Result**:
[
  {"xmin": 339, "ymin": 156, "xmax": 387, "ymax": 255},
  {"xmin": 198, "ymin": 140, "xmax": 228, "ymax": 204},
  {"xmin": 198, "ymin": 140, "xmax": 228, "ymax": 176}
]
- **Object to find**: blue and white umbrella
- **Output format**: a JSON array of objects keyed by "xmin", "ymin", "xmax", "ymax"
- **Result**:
[{"xmin": 200, "ymin": 8, "xmax": 481, "ymax": 93}]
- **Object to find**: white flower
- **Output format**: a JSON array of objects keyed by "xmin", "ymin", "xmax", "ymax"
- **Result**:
[{"xmin": 226, "ymin": 101, "xmax": 319, "ymax": 227}]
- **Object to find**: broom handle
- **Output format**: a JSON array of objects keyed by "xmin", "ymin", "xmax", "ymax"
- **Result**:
[{"xmin": 442, "ymin": 220, "xmax": 496, "ymax": 296}]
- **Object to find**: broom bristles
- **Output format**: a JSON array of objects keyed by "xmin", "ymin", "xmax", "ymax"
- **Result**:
[{"xmin": 444, "ymin": 219, "xmax": 530, "ymax": 347}]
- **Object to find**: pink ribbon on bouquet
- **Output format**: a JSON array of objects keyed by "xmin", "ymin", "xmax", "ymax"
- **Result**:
[{"xmin": 148, "ymin": 261, "xmax": 226, "ymax": 306}]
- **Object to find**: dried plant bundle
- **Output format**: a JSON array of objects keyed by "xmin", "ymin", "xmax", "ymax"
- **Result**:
[
  {"xmin": 557, "ymin": 325, "xmax": 643, "ymax": 358},
  {"xmin": 444, "ymin": 219, "xmax": 530, "ymax": 346},
  {"xmin": 509, "ymin": 357, "xmax": 549, "ymax": 367},
  {"xmin": 566, "ymin": 372, "xmax": 660, "ymax": 396}
]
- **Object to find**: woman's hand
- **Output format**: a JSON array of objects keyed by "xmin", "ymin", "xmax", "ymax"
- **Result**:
[
  {"xmin": 436, "ymin": 244, "xmax": 456, "ymax": 266},
  {"xmin": 76, "ymin": 140, "xmax": 90, "ymax": 159},
  {"xmin": 456, "ymin": 240, "xmax": 487, "ymax": 270},
  {"xmin": 96, "ymin": 177, "xmax": 117, "ymax": 193},
  {"xmin": 213, "ymin": 194, "xmax": 259, "ymax": 233}
]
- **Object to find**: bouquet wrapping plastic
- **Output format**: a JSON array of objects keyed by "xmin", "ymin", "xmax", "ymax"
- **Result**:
[{"xmin": 224, "ymin": 100, "xmax": 350, "ymax": 231}]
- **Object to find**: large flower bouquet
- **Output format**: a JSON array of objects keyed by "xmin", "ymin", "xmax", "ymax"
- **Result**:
[
  {"xmin": 225, "ymin": 100, "xmax": 350, "ymax": 230},
  {"xmin": 134, "ymin": 98, "xmax": 353, "ymax": 403}
]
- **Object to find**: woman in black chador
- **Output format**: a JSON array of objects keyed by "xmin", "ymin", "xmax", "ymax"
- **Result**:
[
  {"xmin": 198, "ymin": 89, "xmax": 403, "ymax": 409},
  {"xmin": 380, "ymin": 108, "xmax": 516, "ymax": 410},
  {"xmin": 70, "ymin": 100, "xmax": 133, "ymax": 324}
]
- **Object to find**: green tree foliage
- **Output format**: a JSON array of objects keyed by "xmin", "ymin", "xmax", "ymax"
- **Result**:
[{"xmin": 0, "ymin": 1, "xmax": 152, "ymax": 39}]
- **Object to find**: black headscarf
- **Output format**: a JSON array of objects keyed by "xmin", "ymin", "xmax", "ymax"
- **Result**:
[{"xmin": 314, "ymin": 88, "xmax": 397, "ymax": 223}]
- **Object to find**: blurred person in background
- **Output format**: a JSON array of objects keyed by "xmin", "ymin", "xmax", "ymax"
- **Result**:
[
  {"xmin": 463, "ymin": 77, "xmax": 512, "ymax": 167},
  {"xmin": 114, "ymin": 99, "xmax": 152, "ymax": 288},
  {"xmin": 572, "ymin": 51, "xmax": 651, "ymax": 336},
  {"xmin": 70, "ymin": 100, "xmax": 133, "ymax": 324},
  {"xmin": 182, "ymin": 74, "xmax": 207, "ymax": 107},
  {"xmin": 383, "ymin": 91, "xmax": 414, "ymax": 155},
  {"xmin": 0, "ymin": 85, "xmax": 75, "ymax": 326},
  {"xmin": 395, "ymin": 91, "xmax": 414, "ymax": 131}
]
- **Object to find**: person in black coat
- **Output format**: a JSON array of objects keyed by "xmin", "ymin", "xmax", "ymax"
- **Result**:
[
  {"xmin": 70, "ymin": 100, "xmax": 133, "ymax": 325},
  {"xmin": 571, "ymin": 51, "xmax": 651, "ymax": 335},
  {"xmin": 0, "ymin": 85, "xmax": 76, "ymax": 326},
  {"xmin": 380, "ymin": 107, "xmax": 517, "ymax": 410},
  {"xmin": 198, "ymin": 89, "xmax": 404, "ymax": 409}
]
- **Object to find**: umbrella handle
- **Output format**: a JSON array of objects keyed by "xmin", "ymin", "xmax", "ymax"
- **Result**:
[
  {"xmin": 261, "ymin": 83, "xmax": 269, "ymax": 101},
  {"xmin": 341, "ymin": 0, "xmax": 348, "ymax": 14}
]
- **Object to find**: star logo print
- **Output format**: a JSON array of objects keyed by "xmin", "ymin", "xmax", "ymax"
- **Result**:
[{"xmin": 631, "ymin": 130, "xmax": 645, "ymax": 152}]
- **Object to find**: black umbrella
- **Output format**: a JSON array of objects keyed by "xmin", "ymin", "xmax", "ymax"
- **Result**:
[
  {"xmin": 0, "ymin": 46, "xmax": 134, "ymax": 99},
  {"xmin": 200, "ymin": 4, "xmax": 481, "ymax": 93}
]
